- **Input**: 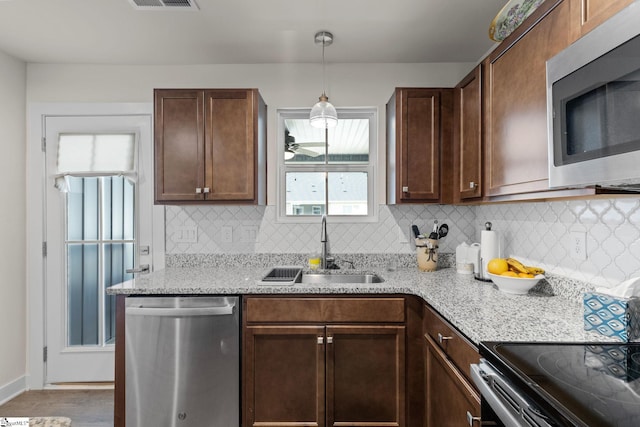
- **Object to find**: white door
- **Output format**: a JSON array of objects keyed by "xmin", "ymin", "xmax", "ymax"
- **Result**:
[{"xmin": 44, "ymin": 114, "xmax": 154, "ymax": 384}]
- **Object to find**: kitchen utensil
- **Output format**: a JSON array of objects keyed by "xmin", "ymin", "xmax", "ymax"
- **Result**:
[
  {"xmin": 437, "ymin": 223, "xmax": 448, "ymax": 239},
  {"xmin": 428, "ymin": 220, "xmax": 439, "ymax": 240}
]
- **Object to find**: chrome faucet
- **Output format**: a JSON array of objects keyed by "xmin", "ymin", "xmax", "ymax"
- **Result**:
[{"xmin": 321, "ymin": 214, "xmax": 328, "ymax": 269}]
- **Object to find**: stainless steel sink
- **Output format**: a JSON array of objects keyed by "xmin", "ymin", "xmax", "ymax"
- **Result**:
[{"xmin": 299, "ymin": 273, "xmax": 384, "ymax": 284}]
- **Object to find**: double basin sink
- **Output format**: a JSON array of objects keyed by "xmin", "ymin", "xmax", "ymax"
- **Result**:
[{"xmin": 262, "ymin": 267, "xmax": 384, "ymax": 285}]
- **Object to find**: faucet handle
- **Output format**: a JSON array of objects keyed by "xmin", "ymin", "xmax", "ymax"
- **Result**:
[
  {"xmin": 342, "ymin": 260, "xmax": 355, "ymax": 269},
  {"xmin": 325, "ymin": 256, "xmax": 339, "ymax": 269}
]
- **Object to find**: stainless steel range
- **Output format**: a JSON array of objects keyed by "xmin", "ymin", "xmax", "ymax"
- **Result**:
[{"xmin": 472, "ymin": 342, "xmax": 640, "ymax": 427}]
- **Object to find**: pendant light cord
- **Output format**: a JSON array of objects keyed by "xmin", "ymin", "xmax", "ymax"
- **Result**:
[{"xmin": 322, "ymin": 37, "xmax": 326, "ymax": 97}]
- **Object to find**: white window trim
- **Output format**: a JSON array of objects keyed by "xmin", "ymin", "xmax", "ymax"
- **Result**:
[{"xmin": 276, "ymin": 108, "xmax": 378, "ymax": 223}]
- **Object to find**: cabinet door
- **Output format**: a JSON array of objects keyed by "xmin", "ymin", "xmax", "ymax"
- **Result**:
[
  {"xmin": 398, "ymin": 89, "xmax": 441, "ymax": 202},
  {"xmin": 326, "ymin": 325, "xmax": 406, "ymax": 427},
  {"xmin": 244, "ymin": 325, "xmax": 326, "ymax": 427},
  {"xmin": 425, "ymin": 334, "xmax": 480, "ymax": 427},
  {"xmin": 577, "ymin": 0, "xmax": 634, "ymax": 35},
  {"xmin": 204, "ymin": 89, "xmax": 256, "ymax": 202},
  {"xmin": 484, "ymin": 0, "xmax": 576, "ymax": 197},
  {"xmin": 454, "ymin": 66, "xmax": 482, "ymax": 201},
  {"xmin": 154, "ymin": 89, "xmax": 205, "ymax": 202}
]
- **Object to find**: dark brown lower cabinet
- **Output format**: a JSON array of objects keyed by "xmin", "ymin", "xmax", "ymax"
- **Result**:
[
  {"xmin": 424, "ymin": 333, "xmax": 480, "ymax": 427},
  {"xmin": 244, "ymin": 323, "xmax": 405, "ymax": 427}
]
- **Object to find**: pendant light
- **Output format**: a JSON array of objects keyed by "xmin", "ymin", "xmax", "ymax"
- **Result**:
[{"xmin": 310, "ymin": 31, "xmax": 338, "ymax": 128}]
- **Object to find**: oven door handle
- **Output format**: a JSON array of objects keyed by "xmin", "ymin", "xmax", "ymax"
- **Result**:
[{"xmin": 471, "ymin": 363, "xmax": 526, "ymax": 427}]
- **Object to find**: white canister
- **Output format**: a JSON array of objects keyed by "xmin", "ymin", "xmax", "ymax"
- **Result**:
[
  {"xmin": 467, "ymin": 243, "xmax": 481, "ymax": 274},
  {"xmin": 456, "ymin": 242, "xmax": 473, "ymax": 274}
]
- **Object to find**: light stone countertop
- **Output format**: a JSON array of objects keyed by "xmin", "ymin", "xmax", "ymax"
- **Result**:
[{"xmin": 107, "ymin": 266, "xmax": 611, "ymax": 345}]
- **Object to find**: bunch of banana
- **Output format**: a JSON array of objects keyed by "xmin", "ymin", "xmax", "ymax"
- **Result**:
[{"xmin": 506, "ymin": 257, "xmax": 544, "ymax": 276}]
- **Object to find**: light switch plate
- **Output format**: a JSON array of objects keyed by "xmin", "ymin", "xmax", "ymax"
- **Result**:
[{"xmin": 173, "ymin": 226, "xmax": 198, "ymax": 243}]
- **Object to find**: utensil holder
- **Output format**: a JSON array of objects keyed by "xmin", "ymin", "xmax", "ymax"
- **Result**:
[{"xmin": 416, "ymin": 238, "xmax": 438, "ymax": 272}]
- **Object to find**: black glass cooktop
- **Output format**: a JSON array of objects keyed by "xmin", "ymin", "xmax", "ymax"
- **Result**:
[{"xmin": 481, "ymin": 342, "xmax": 640, "ymax": 427}]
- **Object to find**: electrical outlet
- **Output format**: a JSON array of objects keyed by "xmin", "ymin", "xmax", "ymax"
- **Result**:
[
  {"xmin": 570, "ymin": 231, "xmax": 587, "ymax": 260},
  {"xmin": 221, "ymin": 226, "xmax": 233, "ymax": 243}
]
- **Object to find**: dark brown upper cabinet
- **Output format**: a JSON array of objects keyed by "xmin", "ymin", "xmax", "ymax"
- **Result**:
[
  {"xmin": 154, "ymin": 89, "xmax": 266, "ymax": 204},
  {"xmin": 453, "ymin": 65, "xmax": 483, "ymax": 202},
  {"xmin": 387, "ymin": 88, "xmax": 453, "ymax": 204}
]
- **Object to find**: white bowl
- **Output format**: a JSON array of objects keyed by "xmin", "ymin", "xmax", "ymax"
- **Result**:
[{"xmin": 488, "ymin": 273, "xmax": 544, "ymax": 295}]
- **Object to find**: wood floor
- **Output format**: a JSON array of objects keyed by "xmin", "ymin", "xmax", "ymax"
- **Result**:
[{"xmin": 0, "ymin": 390, "xmax": 113, "ymax": 427}]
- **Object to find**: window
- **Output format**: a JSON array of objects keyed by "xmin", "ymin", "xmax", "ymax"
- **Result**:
[{"xmin": 278, "ymin": 108, "xmax": 377, "ymax": 222}]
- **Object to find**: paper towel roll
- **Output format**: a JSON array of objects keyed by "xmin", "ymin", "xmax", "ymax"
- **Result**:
[{"xmin": 480, "ymin": 229, "xmax": 500, "ymax": 274}]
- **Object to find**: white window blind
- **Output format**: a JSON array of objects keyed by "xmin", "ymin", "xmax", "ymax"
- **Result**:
[{"xmin": 57, "ymin": 133, "xmax": 136, "ymax": 174}]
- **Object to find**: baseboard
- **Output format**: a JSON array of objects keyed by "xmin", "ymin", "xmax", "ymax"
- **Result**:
[{"xmin": 0, "ymin": 375, "xmax": 27, "ymax": 406}]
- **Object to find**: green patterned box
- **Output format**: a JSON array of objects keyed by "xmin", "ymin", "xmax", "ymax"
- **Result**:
[{"xmin": 583, "ymin": 292, "xmax": 640, "ymax": 342}]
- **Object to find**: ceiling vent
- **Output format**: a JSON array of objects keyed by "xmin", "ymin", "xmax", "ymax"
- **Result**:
[{"xmin": 128, "ymin": 0, "xmax": 199, "ymax": 10}]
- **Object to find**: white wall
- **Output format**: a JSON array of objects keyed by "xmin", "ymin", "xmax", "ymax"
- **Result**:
[
  {"xmin": 0, "ymin": 49, "xmax": 26, "ymax": 401},
  {"xmin": 26, "ymin": 62, "xmax": 474, "ymax": 203}
]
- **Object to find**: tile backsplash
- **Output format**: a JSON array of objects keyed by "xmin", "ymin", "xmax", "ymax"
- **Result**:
[{"xmin": 165, "ymin": 197, "xmax": 640, "ymax": 288}]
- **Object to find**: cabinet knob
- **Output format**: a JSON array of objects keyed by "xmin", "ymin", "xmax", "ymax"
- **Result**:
[
  {"xmin": 437, "ymin": 332, "xmax": 453, "ymax": 343},
  {"xmin": 466, "ymin": 411, "xmax": 481, "ymax": 426},
  {"xmin": 469, "ymin": 181, "xmax": 478, "ymax": 189},
  {"xmin": 326, "ymin": 336, "xmax": 333, "ymax": 344},
  {"xmin": 195, "ymin": 187, "xmax": 202, "ymax": 194},
  {"xmin": 203, "ymin": 187, "xmax": 210, "ymax": 194},
  {"xmin": 317, "ymin": 336, "xmax": 324, "ymax": 345},
  {"xmin": 402, "ymin": 186, "xmax": 409, "ymax": 193}
]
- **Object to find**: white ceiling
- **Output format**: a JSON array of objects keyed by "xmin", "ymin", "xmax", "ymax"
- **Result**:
[{"xmin": 0, "ymin": 0, "xmax": 505, "ymax": 65}]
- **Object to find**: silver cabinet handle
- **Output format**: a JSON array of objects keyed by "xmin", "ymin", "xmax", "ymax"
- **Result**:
[
  {"xmin": 196, "ymin": 187, "xmax": 202, "ymax": 194},
  {"xmin": 326, "ymin": 336, "xmax": 333, "ymax": 344},
  {"xmin": 438, "ymin": 332, "xmax": 453, "ymax": 343},
  {"xmin": 317, "ymin": 336, "xmax": 324, "ymax": 344},
  {"xmin": 469, "ymin": 181, "xmax": 478, "ymax": 189},
  {"xmin": 402, "ymin": 186, "xmax": 409, "ymax": 192},
  {"xmin": 203, "ymin": 187, "xmax": 210, "ymax": 193},
  {"xmin": 126, "ymin": 264, "xmax": 149, "ymax": 274},
  {"xmin": 126, "ymin": 304, "xmax": 234, "ymax": 317},
  {"xmin": 466, "ymin": 411, "xmax": 481, "ymax": 426}
]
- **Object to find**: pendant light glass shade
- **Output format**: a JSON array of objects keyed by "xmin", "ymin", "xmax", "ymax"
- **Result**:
[
  {"xmin": 310, "ymin": 31, "xmax": 337, "ymax": 128},
  {"xmin": 310, "ymin": 93, "xmax": 338, "ymax": 128}
]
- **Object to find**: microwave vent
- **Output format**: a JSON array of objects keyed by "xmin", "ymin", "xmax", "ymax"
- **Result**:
[{"xmin": 128, "ymin": 0, "xmax": 199, "ymax": 10}]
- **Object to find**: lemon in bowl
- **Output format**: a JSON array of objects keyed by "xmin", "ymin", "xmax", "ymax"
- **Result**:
[{"xmin": 488, "ymin": 272, "xmax": 544, "ymax": 295}]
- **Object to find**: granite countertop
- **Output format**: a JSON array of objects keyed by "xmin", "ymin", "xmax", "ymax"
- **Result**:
[{"xmin": 107, "ymin": 265, "xmax": 611, "ymax": 345}]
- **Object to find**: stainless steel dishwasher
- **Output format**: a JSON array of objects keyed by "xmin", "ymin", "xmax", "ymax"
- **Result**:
[{"xmin": 125, "ymin": 296, "xmax": 239, "ymax": 427}]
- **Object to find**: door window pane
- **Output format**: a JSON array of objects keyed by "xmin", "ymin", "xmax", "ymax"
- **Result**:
[
  {"xmin": 67, "ymin": 243, "xmax": 99, "ymax": 346},
  {"xmin": 66, "ymin": 176, "xmax": 135, "ymax": 347},
  {"xmin": 67, "ymin": 177, "xmax": 99, "ymax": 241}
]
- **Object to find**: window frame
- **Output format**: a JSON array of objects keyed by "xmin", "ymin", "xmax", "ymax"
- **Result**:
[{"xmin": 276, "ymin": 107, "xmax": 378, "ymax": 223}]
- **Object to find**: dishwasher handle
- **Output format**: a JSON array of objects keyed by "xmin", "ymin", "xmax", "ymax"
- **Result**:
[{"xmin": 126, "ymin": 304, "xmax": 235, "ymax": 317}]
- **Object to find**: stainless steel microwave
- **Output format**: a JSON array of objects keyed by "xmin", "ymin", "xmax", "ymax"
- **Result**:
[{"xmin": 547, "ymin": 2, "xmax": 640, "ymax": 190}]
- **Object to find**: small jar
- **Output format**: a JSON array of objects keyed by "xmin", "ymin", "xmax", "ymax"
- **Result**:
[{"xmin": 309, "ymin": 256, "xmax": 321, "ymax": 270}]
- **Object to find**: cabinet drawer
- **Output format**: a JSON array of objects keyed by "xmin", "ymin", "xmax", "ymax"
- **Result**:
[
  {"xmin": 245, "ymin": 297, "xmax": 405, "ymax": 324},
  {"xmin": 424, "ymin": 305, "xmax": 478, "ymax": 383}
]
